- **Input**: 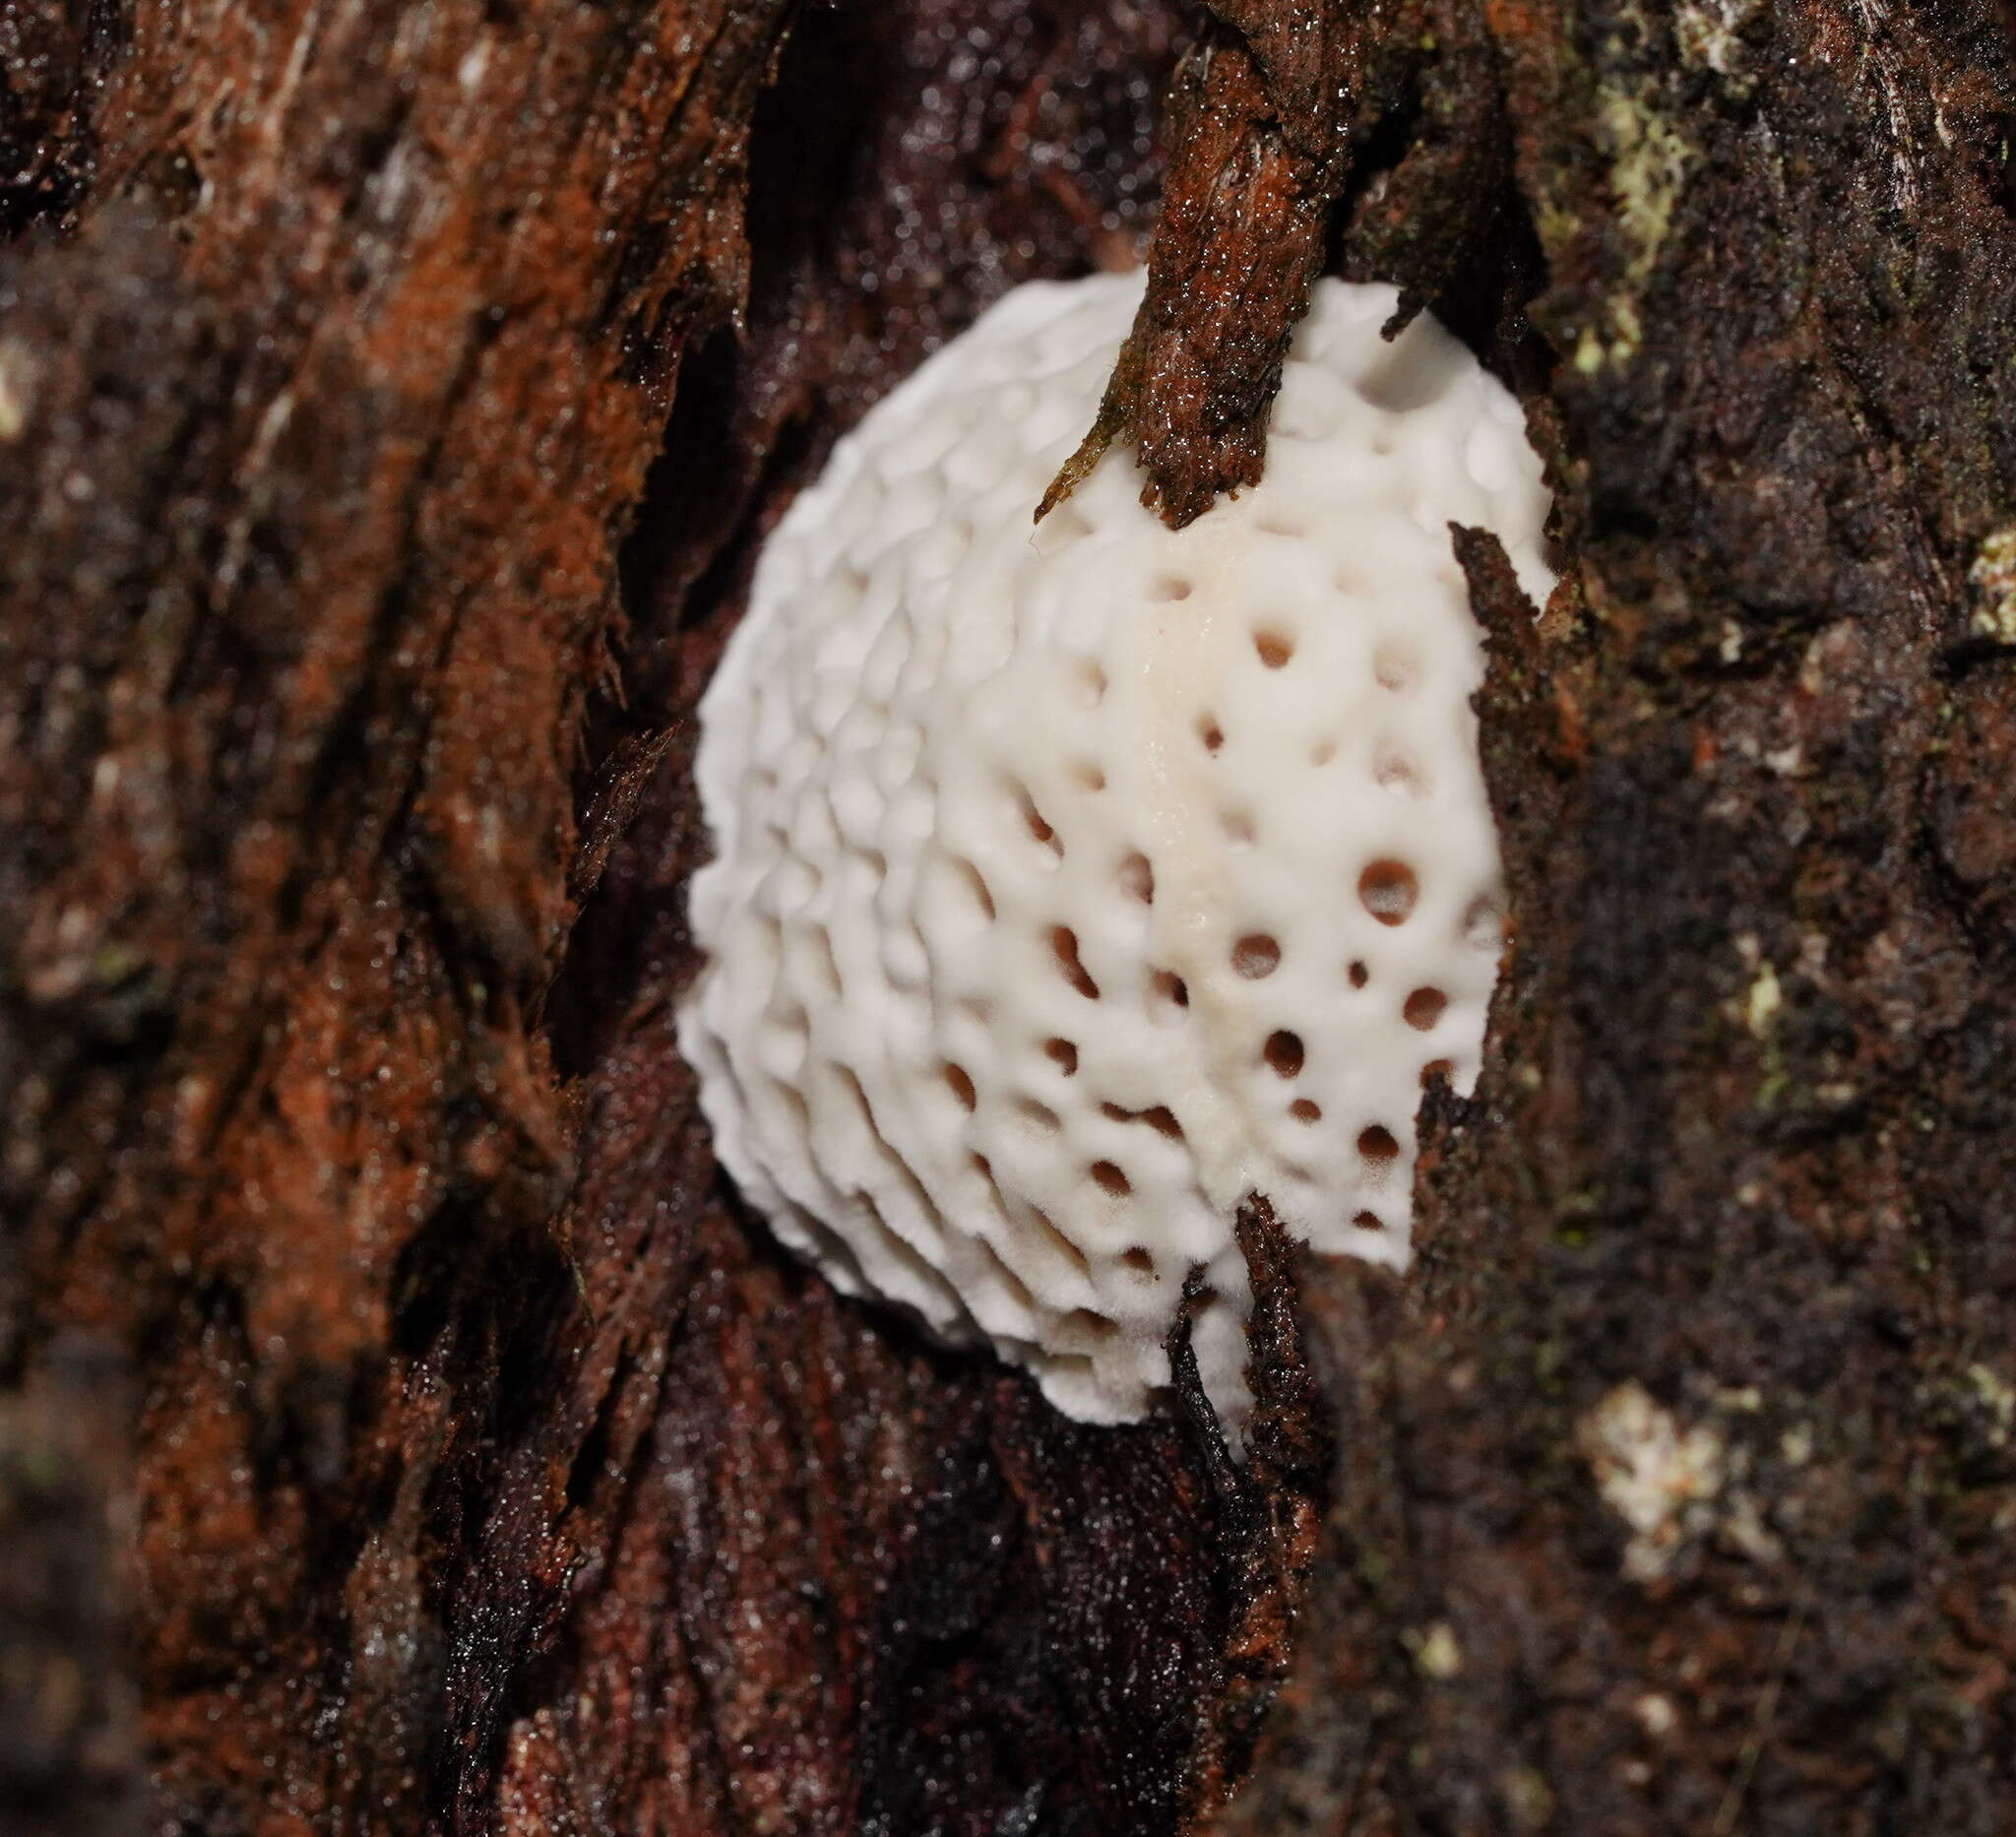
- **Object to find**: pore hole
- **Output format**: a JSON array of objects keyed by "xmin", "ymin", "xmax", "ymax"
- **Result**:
[
  {"xmin": 1358, "ymin": 859, "xmax": 1419, "ymax": 926},
  {"xmin": 1357, "ymin": 1124, "xmax": 1401, "ymax": 1165},
  {"xmin": 1356, "ymin": 333, "xmax": 1463, "ymax": 412},
  {"xmin": 1075, "ymin": 659, "xmax": 1107, "ymax": 706},
  {"xmin": 1232, "ymin": 933, "xmax": 1281, "ymax": 980},
  {"xmin": 1264, "ymin": 1030, "xmax": 1304, "ymax": 1078},
  {"xmin": 1101, "ymin": 1102, "xmax": 1183, "ymax": 1140},
  {"xmin": 956, "ymin": 858, "xmax": 996, "ymax": 922},
  {"xmin": 1404, "ymin": 987, "xmax": 1447, "ymax": 1031},
  {"xmin": 1073, "ymin": 760, "xmax": 1106, "ymax": 792},
  {"xmin": 1049, "ymin": 925, "xmax": 1100, "ymax": 999},
  {"xmin": 1253, "ymin": 627, "xmax": 1294, "ymax": 669},
  {"xmin": 971, "ymin": 1153, "xmax": 1011, "ymax": 1217},
  {"xmin": 1348, "ymin": 959, "xmax": 1369, "ymax": 988},
  {"xmin": 1017, "ymin": 784, "xmax": 1062, "ymax": 856},
  {"xmin": 1151, "ymin": 969, "xmax": 1190, "ymax": 1012},
  {"xmin": 1043, "ymin": 1038, "xmax": 1079, "ymax": 1076},
  {"xmin": 1019, "ymin": 1097, "xmax": 1061, "ymax": 1134},
  {"xmin": 1089, "ymin": 1160, "xmax": 1132, "ymax": 1198},
  {"xmin": 1060, "ymin": 1306, "xmax": 1119, "ymax": 1342},
  {"xmin": 1352, "ymin": 1209, "xmax": 1385, "ymax": 1233},
  {"xmin": 1465, "ymin": 896, "xmax": 1504, "ymax": 952},
  {"xmin": 1198, "ymin": 714, "xmax": 1225, "ymax": 755},
  {"xmin": 1150, "ymin": 575, "xmax": 1193, "ymax": 602},
  {"xmin": 942, "ymin": 1062, "xmax": 976, "ymax": 1110},
  {"xmin": 1420, "ymin": 1058, "xmax": 1453, "ymax": 1090},
  {"xmin": 1119, "ymin": 852, "xmax": 1155, "ymax": 904},
  {"xmin": 1122, "ymin": 1247, "xmax": 1156, "ymax": 1276},
  {"xmin": 1291, "ymin": 1099, "xmax": 1322, "ymax": 1123},
  {"xmin": 1374, "ymin": 748, "xmax": 1424, "ymax": 796}
]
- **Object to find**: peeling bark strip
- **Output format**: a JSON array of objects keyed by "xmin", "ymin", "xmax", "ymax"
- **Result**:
[
  {"xmin": 1040, "ymin": 0, "xmax": 1513, "ymax": 529},
  {"xmin": 1037, "ymin": 20, "xmax": 1338, "ymax": 530}
]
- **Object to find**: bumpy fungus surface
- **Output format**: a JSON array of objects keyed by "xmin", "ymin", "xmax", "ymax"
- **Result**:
[{"xmin": 679, "ymin": 274, "xmax": 1552, "ymax": 1425}]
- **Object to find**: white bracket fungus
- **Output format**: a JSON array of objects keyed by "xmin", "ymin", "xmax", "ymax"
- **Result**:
[{"xmin": 677, "ymin": 273, "xmax": 1554, "ymax": 1430}]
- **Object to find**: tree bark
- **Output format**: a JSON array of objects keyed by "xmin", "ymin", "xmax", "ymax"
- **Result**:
[{"xmin": 3, "ymin": 3, "xmax": 2013, "ymax": 1836}]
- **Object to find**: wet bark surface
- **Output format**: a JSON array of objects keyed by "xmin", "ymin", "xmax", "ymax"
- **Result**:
[{"xmin": 3, "ymin": 1, "xmax": 2014, "ymax": 1835}]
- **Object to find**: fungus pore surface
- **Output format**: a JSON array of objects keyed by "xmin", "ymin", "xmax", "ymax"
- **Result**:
[{"xmin": 678, "ymin": 274, "xmax": 1554, "ymax": 1428}]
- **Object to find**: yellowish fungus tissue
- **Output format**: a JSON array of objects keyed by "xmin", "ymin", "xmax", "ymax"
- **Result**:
[{"xmin": 678, "ymin": 273, "xmax": 1553, "ymax": 1431}]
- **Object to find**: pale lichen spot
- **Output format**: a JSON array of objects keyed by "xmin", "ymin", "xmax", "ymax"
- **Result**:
[
  {"xmin": 1578, "ymin": 1380, "xmax": 1725, "ymax": 1582},
  {"xmin": 1411, "ymin": 1621, "xmax": 1464, "ymax": 1679},
  {"xmin": 0, "ymin": 340, "xmax": 33, "ymax": 442},
  {"xmin": 1968, "ymin": 527, "xmax": 2016, "ymax": 645},
  {"xmin": 1673, "ymin": 0, "xmax": 1759, "ymax": 84},
  {"xmin": 1586, "ymin": 69, "xmax": 1692, "ymax": 369},
  {"xmin": 1744, "ymin": 960, "xmax": 1782, "ymax": 1036},
  {"xmin": 1969, "ymin": 1362, "xmax": 2015, "ymax": 1446},
  {"xmin": 1634, "ymin": 1692, "xmax": 1678, "ymax": 1738}
]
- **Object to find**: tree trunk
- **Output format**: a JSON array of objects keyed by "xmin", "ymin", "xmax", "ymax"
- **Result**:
[{"xmin": 3, "ymin": 3, "xmax": 2012, "ymax": 1836}]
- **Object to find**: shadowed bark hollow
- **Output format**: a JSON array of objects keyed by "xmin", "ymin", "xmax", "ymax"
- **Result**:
[{"xmin": 3, "ymin": 3, "xmax": 2014, "ymax": 1836}]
